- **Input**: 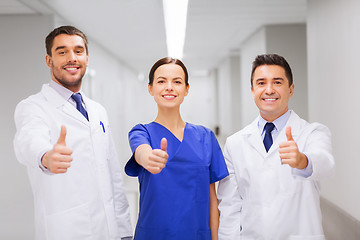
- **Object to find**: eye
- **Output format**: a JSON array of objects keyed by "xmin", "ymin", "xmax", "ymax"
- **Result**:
[
  {"xmin": 76, "ymin": 49, "xmax": 84, "ymax": 54},
  {"xmin": 58, "ymin": 51, "xmax": 65, "ymax": 55},
  {"xmin": 257, "ymin": 81, "xmax": 265, "ymax": 86},
  {"xmin": 274, "ymin": 81, "xmax": 282, "ymax": 85}
]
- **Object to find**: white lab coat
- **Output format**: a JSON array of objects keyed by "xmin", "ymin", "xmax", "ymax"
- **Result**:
[
  {"xmin": 217, "ymin": 111, "xmax": 335, "ymax": 240},
  {"xmin": 14, "ymin": 84, "xmax": 132, "ymax": 240}
]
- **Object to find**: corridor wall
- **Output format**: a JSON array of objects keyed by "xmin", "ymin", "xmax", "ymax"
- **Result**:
[
  {"xmin": 0, "ymin": 14, "xmax": 54, "ymax": 239},
  {"xmin": 308, "ymin": 0, "xmax": 360, "ymax": 238}
]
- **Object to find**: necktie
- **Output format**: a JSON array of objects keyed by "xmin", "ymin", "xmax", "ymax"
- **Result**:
[
  {"xmin": 263, "ymin": 122, "xmax": 275, "ymax": 152},
  {"xmin": 71, "ymin": 93, "xmax": 89, "ymax": 120}
]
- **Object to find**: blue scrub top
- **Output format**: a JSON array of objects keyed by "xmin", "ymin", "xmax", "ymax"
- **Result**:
[{"xmin": 125, "ymin": 122, "xmax": 229, "ymax": 240}]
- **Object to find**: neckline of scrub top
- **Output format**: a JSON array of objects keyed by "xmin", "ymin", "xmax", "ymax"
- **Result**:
[
  {"xmin": 151, "ymin": 121, "xmax": 188, "ymax": 143},
  {"xmin": 151, "ymin": 121, "xmax": 189, "ymax": 164}
]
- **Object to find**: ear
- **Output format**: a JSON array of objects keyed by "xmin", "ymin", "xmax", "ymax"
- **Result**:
[
  {"xmin": 148, "ymin": 84, "xmax": 154, "ymax": 96},
  {"xmin": 251, "ymin": 85, "xmax": 255, "ymax": 97},
  {"xmin": 184, "ymin": 84, "xmax": 190, "ymax": 96},
  {"xmin": 289, "ymin": 84, "xmax": 294, "ymax": 97},
  {"xmin": 45, "ymin": 54, "xmax": 52, "ymax": 69}
]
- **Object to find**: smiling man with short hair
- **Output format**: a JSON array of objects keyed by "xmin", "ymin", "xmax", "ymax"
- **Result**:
[{"xmin": 217, "ymin": 53, "xmax": 335, "ymax": 240}]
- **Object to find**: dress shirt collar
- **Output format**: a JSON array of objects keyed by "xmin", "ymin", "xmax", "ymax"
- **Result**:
[
  {"xmin": 258, "ymin": 110, "xmax": 291, "ymax": 134},
  {"xmin": 49, "ymin": 80, "xmax": 86, "ymax": 106},
  {"xmin": 49, "ymin": 80, "xmax": 75, "ymax": 101}
]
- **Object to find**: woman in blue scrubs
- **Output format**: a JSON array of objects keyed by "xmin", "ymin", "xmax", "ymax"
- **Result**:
[{"xmin": 125, "ymin": 57, "xmax": 229, "ymax": 240}]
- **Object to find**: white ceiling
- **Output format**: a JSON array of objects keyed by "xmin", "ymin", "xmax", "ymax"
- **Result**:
[{"xmin": 2, "ymin": 0, "xmax": 306, "ymax": 74}]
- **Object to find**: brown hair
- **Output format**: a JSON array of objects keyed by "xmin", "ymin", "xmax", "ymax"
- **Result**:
[
  {"xmin": 251, "ymin": 54, "xmax": 293, "ymax": 87},
  {"xmin": 148, "ymin": 57, "xmax": 189, "ymax": 86},
  {"xmin": 45, "ymin": 25, "xmax": 88, "ymax": 56}
]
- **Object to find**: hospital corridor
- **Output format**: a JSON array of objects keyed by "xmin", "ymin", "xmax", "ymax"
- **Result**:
[{"xmin": 0, "ymin": 0, "xmax": 359, "ymax": 239}]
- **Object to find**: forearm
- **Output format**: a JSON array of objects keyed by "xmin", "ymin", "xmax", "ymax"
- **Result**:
[
  {"xmin": 210, "ymin": 183, "xmax": 219, "ymax": 240},
  {"xmin": 302, "ymin": 124, "xmax": 335, "ymax": 180},
  {"xmin": 134, "ymin": 144, "xmax": 152, "ymax": 167},
  {"xmin": 296, "ymin": 152, "xmax": 308, "ymax": 169},
  {"xmin": 14, "ymin": 101, "xmax": 52, "ymax": 169}
]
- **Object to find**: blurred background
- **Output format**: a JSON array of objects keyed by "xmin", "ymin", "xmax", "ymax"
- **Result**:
[{"xmin": 0, "ymin": 0, "xmax": 359, "ymax": 239}]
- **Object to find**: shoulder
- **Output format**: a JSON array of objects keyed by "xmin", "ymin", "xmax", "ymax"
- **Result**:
[
  {"xmin": 290, "ymin": 111, "xmax": 331, "ymax": 135},
  {"xmin": 130, "ymin": 123, "xmax": 148, "ymax": 132},
  {"xmin": 15, "ymin": 91, "xmax": 46, "ymax": 116},
  {"xmin": 128, "ymin": 123, "xmax": 153, "ymax": 138},
  {"xmin": 18, "ymin": 88, "xmax": 44, "ymax": 105},
  {"xmin": 186, "ymin": 123, "xmax": 215, "ymax": 137},
  {"xmin": 226, "ymin": 119, "xmax": 256, "ymax": 143}
]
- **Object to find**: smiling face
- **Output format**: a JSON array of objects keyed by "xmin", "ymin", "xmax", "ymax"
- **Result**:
[
  {"xmin": 148, "ymin": 63, "xmax": 189, "ymax": 109},
  {"xmin": 45, "ymin": 34, "xmax": 88, "ymax": 92},
  {"xmin": 251, "ymin": 65, "xmax": 294, "ymax": 122}
]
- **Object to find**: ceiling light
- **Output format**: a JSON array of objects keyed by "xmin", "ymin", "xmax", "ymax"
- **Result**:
[{"xmin": 162, "ymin": 0, "xmax": 188, "ymax": 59}]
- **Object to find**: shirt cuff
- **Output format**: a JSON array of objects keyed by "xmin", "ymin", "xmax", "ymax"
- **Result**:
[{"xmin": 292, "ymin": 154, "xmax": 313, "ymax": 178}]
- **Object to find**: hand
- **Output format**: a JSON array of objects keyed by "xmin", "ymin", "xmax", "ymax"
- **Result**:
[
  {"xmin": 41, "ymin": 125, "xmax": 73, "ymax": 173},
  {"xmin": 146, "ymin": 138, "xmax": 168, "ymax": 174},
  {"xmin": 279, "ymin": 126, "xmax": 308, "ymax": 169}
]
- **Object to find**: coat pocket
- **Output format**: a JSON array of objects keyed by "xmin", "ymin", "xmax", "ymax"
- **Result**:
[
  {"xmin": 45, "ymin": 202, "xmax": 92, "ymax": 240},
  {"xmin": 289, "ymin": 235, "xmax": 325, "ymax": 240}
]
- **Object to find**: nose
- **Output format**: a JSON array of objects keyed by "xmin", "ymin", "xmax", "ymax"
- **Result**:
[
  {"xmin": 165, "ymin": 81, "xmax": 173, "ymax": 91},
  {"xmin": 265, "ymin": 83, "xmax": 275, "ymax": 94},
  {"xmin": 67, "ymin": 51, "xmax": 78, "ymax": 62}
]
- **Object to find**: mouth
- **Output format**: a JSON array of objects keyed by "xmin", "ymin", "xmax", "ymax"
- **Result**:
[
  {"xmin": 262, "ymin": 97, "xmax": 278, "ymax": 102},
  {"xmin": 162, "ymin": 94, "xmax": 176, "ymax": 100},
  {"xmin": 64, "ymin": 65, "xmax": 80, "ymax": 73}
]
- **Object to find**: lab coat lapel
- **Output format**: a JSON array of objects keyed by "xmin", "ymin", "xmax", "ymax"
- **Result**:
[
  {"xmin": 283, "ymin": 110, "xmax": 301, "ymax": 142},
  {"xmin": 246, "ymin": 117, "xmax": 267, "ymax": 158},
  {"xmin": 82, "ymin": 95, "xmax": 99, "ymax": 127},
  {"xmin": 268, "ymin": 111, "xmax": 300, "ymax": 155},
  {"xmin": 63, "ymin": 103, "xmax": 90, "ymax": 126},
  {"xmin": 41, "ymin": 84, "xmax": 89, "ymax": 126}
]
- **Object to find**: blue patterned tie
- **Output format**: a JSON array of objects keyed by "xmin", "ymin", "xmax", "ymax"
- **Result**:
[
  {"xmin": 71, "ymin": 93, "xmax": 89, "ymax": 120},
  {"xmin": 263, "ymin": 122, "xmax": 275, "ymax": 152}
]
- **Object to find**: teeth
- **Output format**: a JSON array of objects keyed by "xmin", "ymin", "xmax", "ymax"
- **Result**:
[
  {"xmin": 264, "ymin": 98, "xmax": 276, "ymax": 101},
  {"xmin": 163, "ymin": 95, "xmax": 175, "ymax": 99},
  {"xmin": 66, "ymin": 67, "xmax": 77, "ymax": 71}
]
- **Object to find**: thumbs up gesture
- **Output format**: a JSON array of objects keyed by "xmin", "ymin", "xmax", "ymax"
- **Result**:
[
  {"xmin": 146, "ymin": 138, "xmax": 169, "ymax": 174},
  {"xmin": 279, "ymin": 126, "xmax": 308, "ymax": 169},
  {"xmin": 41, "ymin": 125, "xmax": 73, "ymax": 174}
]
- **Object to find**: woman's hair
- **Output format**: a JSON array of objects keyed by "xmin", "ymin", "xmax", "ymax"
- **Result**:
[{"xmin": 148, "ymin": 57, "xmax": 189, "ymax": 86}]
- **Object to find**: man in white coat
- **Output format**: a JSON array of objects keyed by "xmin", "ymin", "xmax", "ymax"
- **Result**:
[
  {"xmin": 13, "ymin": 26, "xmax": 133, "ymax": 240},
  {"xmin": 217, "ymin": 54, "xmax": 335, "ymax": 240}
]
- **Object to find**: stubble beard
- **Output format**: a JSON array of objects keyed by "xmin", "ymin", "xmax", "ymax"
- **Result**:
[{"xmin": 52, "ymin": 64, "xmax": 84, "ymax": 91}]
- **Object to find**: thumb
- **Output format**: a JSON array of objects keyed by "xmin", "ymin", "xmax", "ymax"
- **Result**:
[
  {"xmin": 160, "ymin": 138, "xmax": 167, "ymax": 152},
  {"xmin": 286, "ymin": 126, "xmax": 294, "ymax": 141},
  {"xmin": 57, "ymin": 125, "xmax": 67, "ymax": 145}
]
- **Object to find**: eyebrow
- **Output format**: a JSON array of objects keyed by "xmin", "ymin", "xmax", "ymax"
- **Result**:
[
  {"xmin": 156, "ymin": 76, "xmax": 183, "ymax": 80},
  {"xmin": 255, "ymin": 77, "xmax": 284, "ymax": 82},
  {"xmin": 54, "ymin": 46, "xmax": 66, "ymax": 52},
  {"xmin": 54, "ymin": 45, "xmax": 85, "ymax": 52}
]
